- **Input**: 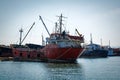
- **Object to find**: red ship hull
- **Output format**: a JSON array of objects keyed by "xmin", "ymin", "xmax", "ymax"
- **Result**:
[
  {"xmin": 41, "ymin": 44, "xmax": 84, "ymax": 62},
  {"xmin": 12, "ymin": 45, "xmax": 84, "ymax": 62}
]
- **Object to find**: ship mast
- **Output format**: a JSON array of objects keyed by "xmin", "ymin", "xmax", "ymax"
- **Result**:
[
  {"xmin": 90, "ymin": 33, "xmax": 93, "ymax": 44},
  {"xmin": 100, "ymin": 38, "xmax": 102, "ymax": 46},
  {"xmin": 59, "ymin": 14, "xmax": 63, "ymax": 34},
  {"xmin": 58, "ymin": 14, "xmax": 67, "ymax": 34},
  {"xmin": 42, "ymin": 34, "xmax": 45, "ymax": 46},
  {"xmin": 55, "ymin": 22, "xmax": 58, "ymax": 33},
  {"xmin": 19, "ymin": 28, "xmax": 23, "ymax": 45},
  {"xmin": 109, "ymin": 40, "xmax": 111, "ymax": 48}
]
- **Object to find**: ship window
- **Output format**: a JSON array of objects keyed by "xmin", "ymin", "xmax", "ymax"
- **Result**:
[
  {"xmin": 37, "ymin": 54, "xmax": 40, "ymax": 57},
  {"xmin": 28, "ymin": 55, "xmax": 30, "ymax": 58},
  {"xmin": 20, "ymin": 53, "xmax": 22, "ymax": 57}
]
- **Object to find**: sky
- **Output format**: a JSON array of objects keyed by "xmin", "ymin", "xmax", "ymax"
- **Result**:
[{"xmin": 0, "ymin": 0, "xmax": 120, "ymax": 47}]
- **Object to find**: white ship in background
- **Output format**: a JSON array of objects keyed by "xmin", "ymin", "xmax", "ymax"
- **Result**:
[{"xmin": 81, "ymin": 34, "xmax": 108, "ymax": 57}]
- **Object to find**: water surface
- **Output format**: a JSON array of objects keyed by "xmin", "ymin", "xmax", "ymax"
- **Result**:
[{"xmin": 0, "ymin": 57, "xmax": 120, "ymax": 80}]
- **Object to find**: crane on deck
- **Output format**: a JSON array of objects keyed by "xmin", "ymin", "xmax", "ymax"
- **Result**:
[
  {"xmin": 75, "ymin": 28, "xmax": 81, "ymax": 37},
  {"xmin": 39, "ymin": 16, "xmax": 50, "ymax": 36},
  {"xmin": 19, "ymin": 22, "xmax": 35, "ymax": 45}
]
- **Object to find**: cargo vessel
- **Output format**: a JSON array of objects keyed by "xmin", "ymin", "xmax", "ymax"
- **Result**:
[{"xmin": 39, "ymin": 14, "xmax": 84, "ymax": 62}]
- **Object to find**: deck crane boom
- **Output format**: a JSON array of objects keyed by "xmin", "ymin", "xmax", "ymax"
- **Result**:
[
  {"xmin": 39, "ymin": 16, "xmax": 50, "ymax": 36},
  {"xmin": 20, "ymin": 22, "xmax": 35, "ymax": 45},
  {"xmin": 75, "ymin": 28, "xmax": 81, "ymax": 36}
]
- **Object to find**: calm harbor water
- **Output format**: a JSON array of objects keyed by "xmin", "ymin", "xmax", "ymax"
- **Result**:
[{"xmin": 0, "ymin": 57, "xmax": 120, "ymax": 80}]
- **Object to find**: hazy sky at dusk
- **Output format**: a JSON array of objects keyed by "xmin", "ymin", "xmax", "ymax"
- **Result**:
[{"xmin": 0, "ymin": 0, "xmax": 120, "ymax": 47}]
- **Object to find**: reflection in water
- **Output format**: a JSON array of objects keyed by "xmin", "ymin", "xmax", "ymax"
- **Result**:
[{"xmin": 45, "ymin": 63, "xmax": 85, "ymax": 80}]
